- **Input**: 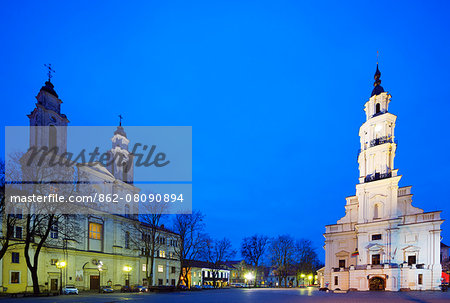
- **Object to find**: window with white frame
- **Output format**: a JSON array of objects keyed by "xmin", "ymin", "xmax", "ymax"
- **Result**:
[{"xmin": 10, "ymin": 271, "xmax": 20, "ymax": 284}]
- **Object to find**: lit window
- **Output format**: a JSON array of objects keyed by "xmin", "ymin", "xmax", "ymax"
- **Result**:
[
  {"xmin": 408, "ymin": 255, "xmax": 416, "ymax": 265},
  {"xmin": 158, "ymin": 265, "xmax": 164, "ymax": 273},
  {"xmin": 11, "ymin": 272, "xmax": 20, "ymax": 284},
  {"xmin": 89, "ymin": 223, "xmax": 102, "ymax": 240},
  {"xmin": 159, "ymin": 250, "xmax": 166, "ymax": 258},
  {"xmin": 142, "ymin": 264, "xmax": 147, "ymax": 272},
  {"xmin": 418, "ymin": 274, "xmax": 423, "ymax": 285},
  {"xmin": 372, "ymin": 254, "xmax": 381, "ymax": 265}
]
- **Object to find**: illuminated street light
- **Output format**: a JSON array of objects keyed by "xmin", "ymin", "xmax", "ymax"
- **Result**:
[
  {"xmin": 244, "ymin": 272, "xmax": 254, "ymax": 280},
  {"xmin": 97, "ymin": 261, "xmax": 103, "ymax": 293},
  {"xmin": 56, "ymin": 260, "xmax": 67, "ymax": 294},
  {"xmin": 123, "ymin": 265, "xmax": 132, "ymax": 287}
]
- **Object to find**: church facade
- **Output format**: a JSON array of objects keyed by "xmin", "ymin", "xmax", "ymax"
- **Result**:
[
  {"xmin": 321, "ymin": 66, "xmax": 443, "ymax": 291},
  {"xmin": 1, "ymin": 79, "xmax": 181, "ymax": 293}
]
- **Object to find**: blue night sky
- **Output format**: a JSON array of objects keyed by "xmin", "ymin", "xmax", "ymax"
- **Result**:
[{"xmin": 1, "ymin": 0, "xmax": 450, "ymax": 260}]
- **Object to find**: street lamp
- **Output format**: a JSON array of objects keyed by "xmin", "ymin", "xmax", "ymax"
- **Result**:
[
  {"xmin": 56, "ymin": 260, "xmax": 67, "ymax": 294},
  {"xmin": 244, "ymin": 272, "xmax": 254, "ymax": 287},
  {"xmin": 307, "ymin": 275, "xmax": 313, "ymax": 286},
  {"xmin": 300, "ymin": 274, "xmax": 305, "ymax": 287},
  {"xmin": 97, "ymin": 261, "xmax": 103, "ymax": 293},
  {"xmin": 123, "ymin": 265, "xmax": 132, "ymax": 287}
]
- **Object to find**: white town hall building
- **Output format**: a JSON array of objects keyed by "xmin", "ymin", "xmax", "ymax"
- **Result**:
[{"xmin": 320, "ymin": 65, "xmax": 443, "ymax": 291}]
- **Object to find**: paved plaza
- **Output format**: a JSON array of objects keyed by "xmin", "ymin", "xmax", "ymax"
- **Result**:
[{"xmin": 1, "ymin": 288, "xmax": 450, "ymax": 303}]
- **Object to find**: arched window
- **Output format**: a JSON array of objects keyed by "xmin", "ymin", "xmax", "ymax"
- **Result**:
[
  {"xmin": 122, "ymin": 164, "xmax": 127, "ymax": 183},
  {"xmin": 49, "ymin": 125, "xmax": 57, "ymax": 150},
  {"xmin": 125, "ymin": 231, "xmax": 130, "ymax": 249},
  {"xmin": 374, "ymin": 204, "xmax": 379, "ymax": 219},
  {"xmin": 124, "ymin": 204, "xmax": 130, "ymax": 218},
  {"xmin": 375, "ymin": 103, "xmax": 381, "ymax": 114}
]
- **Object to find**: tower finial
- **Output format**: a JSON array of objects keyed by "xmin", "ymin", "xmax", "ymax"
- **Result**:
[
  {"xmin": 118, "ymin": 114, "xmax": 123, "ymax": 126},
  {"xmin": 44, "ymin": 64, "xmax": 55, "ymax": 82},
  {"xmin": 371, "ymin": 52, "xmax": 384, "ymax": 97}
]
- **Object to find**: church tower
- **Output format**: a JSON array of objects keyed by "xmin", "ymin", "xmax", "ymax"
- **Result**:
[
  {"xmin": 27, "ymin": 68, "xmax": 69, "ymax": 153},
  {"xmin": 356, "ymin": 65, "xmax": 400, "ymax": 224},
  {"xmin": 106, "ymin": 120, "xmax": 134, "ymax": 184},
  {"xmin": 321, "ymin": 63, "xmax": 443, "ymax": 292}
]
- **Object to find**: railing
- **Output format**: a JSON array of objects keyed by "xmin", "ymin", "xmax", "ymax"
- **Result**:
[
  {"xmin": 364, "ymin": 172, "xmax": 392, "ymax": 183},
  {"xmin": 370, "ymin": 136, "xmax": 392, "ymax": 147},
  {"xmin": 357, "ymin": 139, "xmax": 398, "ymax": 159}
]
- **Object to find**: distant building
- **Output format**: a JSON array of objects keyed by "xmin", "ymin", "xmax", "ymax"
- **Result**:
[
  {"xmin": 322, "ymin": 65, "xmax": 443, "ymax": 291},
  {"xmin": 182, "ymin": 260, "xmax": 230, "ymax": 288},
  {"xmin": 441, "ymin": 243, "xmax": 449, "ymax": 264}
]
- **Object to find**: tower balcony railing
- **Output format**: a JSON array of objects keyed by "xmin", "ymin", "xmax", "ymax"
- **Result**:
[
  {"xmin": 370, "ymin": 136, "xmax": 394, "ymax": 147},
  {"xmin": 357, "ymin": 139, "xmax": 398, "ymax": 159},
  {"xmin": 364, "ymin": 172, "xmax": 392, "ymax": 183}
]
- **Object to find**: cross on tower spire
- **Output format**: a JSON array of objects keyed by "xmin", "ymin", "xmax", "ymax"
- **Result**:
[
  {"xmin": 44, "ymin": 64, "xmax": 55, "ymax": 82},
  {"xmin": 118, "ymin": 114, "xmax": 123, "ymax": 126}
]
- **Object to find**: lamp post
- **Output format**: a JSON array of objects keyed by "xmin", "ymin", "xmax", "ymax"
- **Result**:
[
  {"xmin": 97, "ymin": 261, "xmax": 103, "ymax": 293},
  {"xmin": 56, "ymin": 260, "xmax": 67, "ymax": 295},
  {"xmin": 244, "ymin": 272, "xmax": 254, "ymax": 288},
  {"xmin": 123, "ymin": 265, "xmax": 132, "ymax": 287},
  {"xmin": 307, "ymin": 275, "xmax": 313, "ymax": 286},
  {"xmin": 300, "ymin": 274, "xmax": 305, "ymax": 287}
]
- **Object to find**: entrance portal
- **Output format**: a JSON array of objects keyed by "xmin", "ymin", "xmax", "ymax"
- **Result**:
[
  {"xmin": 369, "ymin": 276, "xmax": 385, "ymax": 291},
  {"xmin": 90, "ymin": 275, "xmax": 100, "ymax": 290},
  {"xmin": 50, "ymin": 279, "xmax": 58, "ymax": 291}
]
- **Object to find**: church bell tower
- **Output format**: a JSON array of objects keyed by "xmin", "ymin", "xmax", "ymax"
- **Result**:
[{"xmin": 27, "ymin": 65, "xmax": 69, "ymax": 153}]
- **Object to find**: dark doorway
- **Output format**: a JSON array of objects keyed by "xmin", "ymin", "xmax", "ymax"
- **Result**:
[
  {"xmin": 369, "ymin": 277, "xmax": 385, "ymax": 291},
  {"xmin": 50, "ymin": 279, "xmax": 58, "ymax": 291},
  {"xmin": 90, "ymin": 275, "xmax": 100, "ymax": 290}
]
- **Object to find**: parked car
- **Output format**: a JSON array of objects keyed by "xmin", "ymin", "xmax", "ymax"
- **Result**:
[
  {"xmin": 62, "ymin": 285, "xmax": 78, "ymax": 295},
  {"xmin": 101, "ymin": 286, "xmax": 114, "ymax": 293},
  {"xmin": 132, "ymin": 285, "xmax": 148, "ymax": 292},
  {"xmin": 121, "ymin": 285, "xmax": 132, "ymax": 292},
  {"xmin": 202, "ymin": 284, "xmax": 213, "ymax": 289}
]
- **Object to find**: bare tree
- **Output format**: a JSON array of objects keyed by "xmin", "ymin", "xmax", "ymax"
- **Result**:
[
  {"xmin": 201, "ymin": 237, "xmax": 236, "ymax": 288},
  {"xmin": 0, "ymin": 159, "xmax": 19, "ymax": 261},
  {"xmin": 241, "ymin": 234, "xmax": 269, "ymax": 287},
  {"xmin": 127, "ymin": 201, "xmax": 167, "ymax": 287},
  {"xmin": 269, "ymin": 235, "xmax": 296, "ymax": 287},
  {"xmin": 295, "ymin": 239, "xmax": 322, "ymax": 285},
  {"xmin": 172, "ymin": 211, "xmax": 207, "ymax": 288},
  {"xmin": 6, "ymin": 151, "xmax": 82, "ymax": 294}
]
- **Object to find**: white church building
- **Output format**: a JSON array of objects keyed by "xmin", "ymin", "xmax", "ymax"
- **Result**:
[{"xmin": 320, "ymin": 65, "xmax": 443, "ymax": 291}]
